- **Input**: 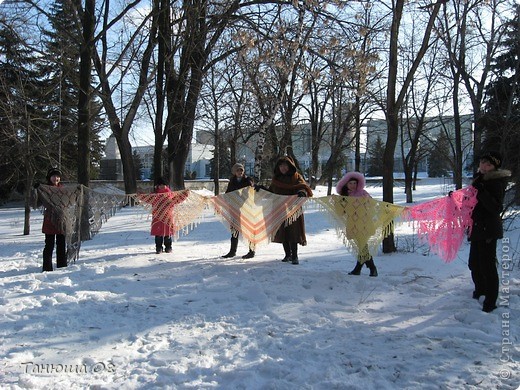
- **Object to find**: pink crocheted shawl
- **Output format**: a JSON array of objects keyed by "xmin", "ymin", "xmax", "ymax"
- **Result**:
[
  {"xmin": 405, "ymin": 187, "xmax": 478, "ymax": 262},
  {"xmin": 135, "ymin": 190, "xmax": 206, "ymax": 239}
]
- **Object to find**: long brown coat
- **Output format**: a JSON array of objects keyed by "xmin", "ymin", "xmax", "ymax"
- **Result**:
[{"xmin": 268, "ymin": 157, "xmax": 312, "ymax": 245}]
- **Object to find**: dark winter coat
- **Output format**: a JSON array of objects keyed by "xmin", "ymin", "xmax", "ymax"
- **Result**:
[
  {"xmin": 42, "ymin": 183, "xmax": 65, "ymax": 235},
  {"xmin": 469, "ymin": 169, "xmax": 511, "ymax": 242},
  {"xmin": 225, "ymin": 175, "xmax": 254, "ymax": 193},
  {"xmin": 269, "ymin": 156, "xmax": 313, "ymax": 245}
]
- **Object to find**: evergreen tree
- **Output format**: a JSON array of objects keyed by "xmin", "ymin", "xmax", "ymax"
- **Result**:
[
  {"xmin": 39, "ymin": 0, "xmax": 105, "ymax": 180},
  {"xmin": 428, "ymin": 131, "xmax": 451, "ymax": 177},
  {"xmin": 209, "ymin": 138, "xmax": 231, "ymax": 180},
  {"xmin": 367, "ymin": 136, "xmax": 385, "ymax": 177},
  {"xmin": 482, "ymin": 5, "xmax": 519, "ymax": 200},
  {"xmin": 0, "ymin": 23, "xmax": 47, "ymax": 199},
  {"xmin": 133, "ymin": 150, "xmax": 143, "ymax": 180}
]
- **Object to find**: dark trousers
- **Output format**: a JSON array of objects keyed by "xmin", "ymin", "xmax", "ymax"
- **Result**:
[
  {"xmin": 43, "ymin": 234, "xmax": 66, "ymax": 271},
  {"xmin": 469, "ymin": 239, "xmax": 499, "ymax": 308},
  {"xmin": 155, "ymin": 236, "xmax": 172, "ymax": 250}
]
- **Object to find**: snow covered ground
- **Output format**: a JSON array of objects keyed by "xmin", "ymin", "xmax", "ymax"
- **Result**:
[{"xmin": 0, "ymin": 179, "xmax": 519, "ymax": 389}]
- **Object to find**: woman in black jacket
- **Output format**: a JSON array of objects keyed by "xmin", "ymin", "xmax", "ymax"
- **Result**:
[
  {"xmin": 221, "ymin": 163, "xmax": 255, "ymax": 259},
  {"xmin": 469, "ymin": 151, "xmax": 511, "ymax": 313}
]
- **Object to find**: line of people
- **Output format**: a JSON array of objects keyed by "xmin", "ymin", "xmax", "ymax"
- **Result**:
[{"xmin": 35, "ymin": 151, "xmax": 510, "ymax": 313}]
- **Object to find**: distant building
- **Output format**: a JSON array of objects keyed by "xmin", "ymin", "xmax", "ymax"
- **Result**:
[
  {"xmin": 365, "ymin": 114, "xmax": 474, "ymax": 176},
  {"xmin": 101, "ymin": 113, "xmax": 472, "ymax": 181},
  {"xmin": 229, "ymin": 121, "xmax": 360, "ymax": 179},
  {"xmin": 185, "ymin": 143, "xmax": 214, "ymax": 179},
  {"xmin": 101, "ymin": 135, "xmax": 214, "ymax": 180}
]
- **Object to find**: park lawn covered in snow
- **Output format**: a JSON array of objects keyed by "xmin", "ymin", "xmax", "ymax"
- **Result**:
[{"xmin": 0, "ymin": 178, "xmax": 519, "ymax": 389}]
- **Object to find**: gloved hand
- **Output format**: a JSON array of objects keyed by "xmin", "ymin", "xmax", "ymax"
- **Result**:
[
  {"xmin": 472, "ymin": 181, "xmax": 484, "ymax": 190},
  {"xmin": 471, "ymin": 173, "xmax": 483, "ymax": 188},
  {"xmin": 254, "ymin": 184, "xmax": 266, "ymax": 192}
]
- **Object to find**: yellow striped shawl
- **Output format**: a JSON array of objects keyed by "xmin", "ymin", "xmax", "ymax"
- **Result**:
[
  {"xmin": 314, "ymin": 195, "xmax": 405, "ymax": 262},
  {"xmin": 210, "ymin": 187, "xmax": 308, "ymax": 246}
]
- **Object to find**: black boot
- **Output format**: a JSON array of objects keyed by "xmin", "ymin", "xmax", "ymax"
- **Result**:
[
  {"xmin": 290, "ymin": 243, "xmax": 299, "ymax": 265},
  {"xmin": 365, "ymin": 259, "xmax": 378, "ymax": 277},
  {"xmin": 281, "ymin": 242, "xmax": 291, "ymax": 262},
  {"xmin": 155, "ymin": 236, "xmax": 164, "ymax": 254},
  {"xmin": 242, "ymin": 250, "xmax": 255, "ymax": 259},
  {"xmin": 222, "ymin": 237, "xmax": 238, "ymax": 258},
  {"xmin": 482, "ymin": 302, "xmax": 498, "ymax": 313},
  {"xmin": 164, "ymin": 236, "xmax": 173, "ymax": 253},
  {"xmin": 348, "ymin": 262, "xmax": 363, "ymax": 275}
]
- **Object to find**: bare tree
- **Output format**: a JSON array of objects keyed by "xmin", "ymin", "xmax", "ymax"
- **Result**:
[
  {"xmin": 437, "ymin": 0, "xmax": 511, "ymax": 181},
  {"xmin": 162, "ymin": 0, "xmax": 244, "ymax": 189},
  {"xmin": 381, "ymin": 0, "xmax": 445, "ymax": 252},
  {"xmin": 399, "ymin": 27, "xmax": 443, "ymax": 203}
]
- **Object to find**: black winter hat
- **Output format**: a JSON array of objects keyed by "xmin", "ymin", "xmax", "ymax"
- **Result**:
[
  {"xmin": 480, "ymin": 151, "xmax": 502, "ymax": 169},
  {"xmin": 155, "ymin": 177, "xmax": 168, "ymax": 186},
  {"xmin": 46, "ymin": 167, "xmax": 62, "ymax": 181}
]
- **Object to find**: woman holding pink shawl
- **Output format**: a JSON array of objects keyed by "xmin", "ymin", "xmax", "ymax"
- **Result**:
[
  {"xmin": 468, "ymin": 151, "xmax": 510, "ymax": 313},
  {"xmin": 336, "ymin": 171, "xmax": 378, "ymax": 277}
]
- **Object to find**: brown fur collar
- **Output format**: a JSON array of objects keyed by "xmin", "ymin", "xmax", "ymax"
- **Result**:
[{"xmin": 482, "ymin": 169, "xmax": 512, "ymax": 181}]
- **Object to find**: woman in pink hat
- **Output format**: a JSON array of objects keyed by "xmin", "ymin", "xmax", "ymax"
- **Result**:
[{"xmin": 336, "ymin": 171, "xmax": 378, "ymax": 276}]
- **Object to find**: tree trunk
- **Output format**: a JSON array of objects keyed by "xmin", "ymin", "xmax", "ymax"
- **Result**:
[
  {"xmin": 153, "ymin": 0, "xmax": 169, "ymax": 183},
  {"xmin": 382, "ymin": 114, "xmax": 398, "ymax": 253},
  {"xmin": 382, "ymin": 0, "xmax": 443, "ymax": 252},
  {"xmin": 77, "ymin": 0, "xmax": 95, "ymax": 241},
  {"xmin": 354, "ymin": 96, "xmax": 361, "ymax": 172},
  {"xmin": 167, "ymin": 67, "xmax": 204, "ymax": 190},
  {"xmin": 23, "ymin": 171, "xmax": 34, "ymax": 236},
  {"xmin": 452, "ymin": 68, "xmax": 463, "ymax": 189},
  {"xmin": 116, "ymin": 136, "xmax": 137, "ymax": 194},
  {"xmin": 78, "ymin": 0, "xmax": 94, "ymax": 188}
]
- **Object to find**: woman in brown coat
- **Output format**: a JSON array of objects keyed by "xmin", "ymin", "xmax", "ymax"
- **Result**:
[{"xmin": 268, "ymin": 156, "xmax": 312, "ymax": 265}]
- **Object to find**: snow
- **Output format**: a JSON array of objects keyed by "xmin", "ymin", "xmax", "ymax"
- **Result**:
[{"xmin": 1, "ymin": 179, "xmax": 519, "ymax": 389}]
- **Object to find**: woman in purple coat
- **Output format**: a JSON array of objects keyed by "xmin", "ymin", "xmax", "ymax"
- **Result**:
[{"xmin": 336, "ymin": 171, "xmax": 378, "ymax": 277}]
